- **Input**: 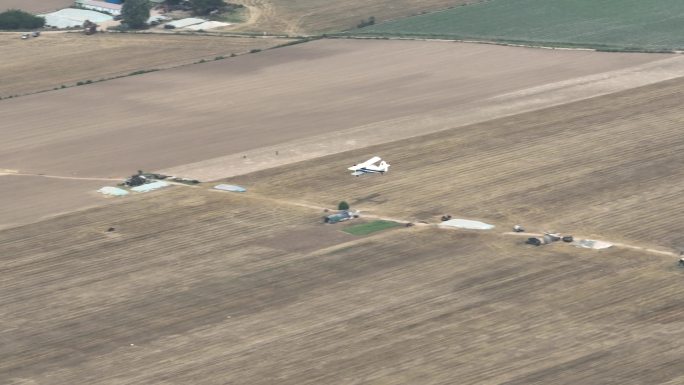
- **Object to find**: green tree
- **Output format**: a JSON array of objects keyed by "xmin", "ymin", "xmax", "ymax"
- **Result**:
[
  {"xmin": 338, "ymin": 201, "xmax": 350, "ymax": 210},
  {"xmin": 0, "ymin": 9, "xmax": 45, "ymax": 29},
  {"xmin": 189, "ymin": 0, "xmax": 226, "ymax": 15},
  {"xmin": 122, "ymin": 0, "xmax": 151, "ymax": 29}
]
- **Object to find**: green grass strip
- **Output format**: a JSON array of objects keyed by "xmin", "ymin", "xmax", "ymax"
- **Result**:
[
  {"xmin": 349, "ymin": 0, "xmax": 684, "ymax": 51},
  {"xmin": 343, "ymin": 220, "xmax": 400, "ymax": 236}
]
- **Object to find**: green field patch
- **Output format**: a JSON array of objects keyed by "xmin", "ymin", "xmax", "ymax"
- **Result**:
[
  {"xmin": 343, "ymin": 220, "xmax": 401, "ymax": 236},
  {"xmin": 351, "ymin": 0, "xmax": 684, "ymax": 51}
]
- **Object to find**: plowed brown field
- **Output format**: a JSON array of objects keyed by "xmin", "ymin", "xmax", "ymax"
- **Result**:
[
  {"xmin": 229, "ymin": 76, "xmax": 684, "ymax": 251},
  {"xmin": 1, "ymin": 187, "xmax": 683, "ymax": 384},
  {"xmin": 0, "ymin": 33, "xmax": 290, "ymax": 97},
  {"xmin": 1, "ymin": 39, "xmax": 680, "ymax": 229}
]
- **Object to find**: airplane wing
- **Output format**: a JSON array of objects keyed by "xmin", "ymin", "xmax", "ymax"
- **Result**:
[
  {"xmin": 350, "ymin": 171, "xmax": 365, "ymax": 176},
  {"xmin": 362, "ymin": 156, "xmax": 382, "ymax": 166},
  {"xmin": 348, "ymin": 156, "xmax": 382, "ymax": 171}
]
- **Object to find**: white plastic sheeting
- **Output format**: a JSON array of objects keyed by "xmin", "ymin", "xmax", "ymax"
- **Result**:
[
  {"xmin": 98, "ymin": 186, "xmax": 129, "ymax": 196},
  {"xmin": 214, "ymin": 184, "xmax": 246, "ymax": 192},
  {"xmin": 166, "ymin": 18, "xmax": 206, "ymax": 29},
  {"xmin": 131, "ymin": 181, "xmax": 169, "ymax": 192},
  {"xmin": 184, "ymin": 21, "xmax": 230, "ymax": 30},
  {"xmin": 40, "ymin": 8, "xmax": 113, "ymax": 28},
  {"xmin": 574, "ymin": 239, "xmax": 613, "ymax": 250},
  {"xmin": 440, "ymin": 219, "xmax": 495, "ymax": 230}
]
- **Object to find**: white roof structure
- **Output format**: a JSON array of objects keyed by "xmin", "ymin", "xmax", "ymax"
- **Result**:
[
  {"xmin": 40, "ymin": 8, "xmax": 113, "ymax": 28},
  {"xmin": 97, "ymin": 187, "xmax": 129, "ymax": 196},
  {"xmin": 574, "ymin": 239, "xmax": 613, "ymax": 250},
  {"xmin": 77, "ymin": 0, "xmax": 122, "ymax": 12},
  {"xmin": 439, "ymin": 219, "xmax": 495, "ymax": 230},
  {"xmin": 184, "ymin": 21, "xmax": 231, "ymax": 31},
  {"xmin": 166, "ymin": 18, "xmax": 206, "ymax": 29},
  {"xmin": 131, "ymin": 181, "xmax": 170, "ymax": 193},
  {"xmin": 214, "ymin": 184, "xmax": 246, "ymax": 192}
]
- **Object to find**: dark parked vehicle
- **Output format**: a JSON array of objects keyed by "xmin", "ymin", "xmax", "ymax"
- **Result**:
[{"xmin": 526, "ymin": 237, "xmax": 542, "ymax": 246}]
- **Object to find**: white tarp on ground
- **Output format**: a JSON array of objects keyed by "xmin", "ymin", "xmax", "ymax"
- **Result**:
[
  {"xmin": 184, "ymin": 21, "xmax": 231, "ymax": 30},
  {"xmin": 574, "ymin": 239, "xmax": 613, "ymax": 250},
  {"xmin": 166, "ymin": 18, "xmax": 206, "ymax": 28},
  {"xmin": 214, "ymin": 184, "xmax": 246, "ymax": 192},
  {"xmin": 98, "ymin": 186, "xmax": 129, "ymax": 196},
  {"xmin": 440, "ymin": 219, "xmax": 495, "ymax": 230},
  {"xmin": 40, "ymin": 8, "xmax": 113, "ymax": 28},
  {"xmin": 131, "ymin": 181, "xmax": 169, "ymax": 193}
]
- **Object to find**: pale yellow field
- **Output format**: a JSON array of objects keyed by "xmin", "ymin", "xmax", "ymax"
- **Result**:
[
  {"xmin": 0, "ymin": 0, "xmax": 72, "ymax": 13},
  {"xmin": 2, "ymin": 39, "xmax": 680, "ymax": 230},
  {"xmin": 1, "ymin": 187, "xmax": 683, "ymax": 384},
  {"xmin": 230, "ymin": 0, "xmax": 477, "ymax": 34},
  {"xmin": 0, "ymin": 33, "xmax": 290, "ymax": 97},
  {"xmin": 3, "ymin": 28, "xmax": 684, "ymax": 385},
  {"xmin": 229, "ymin": 76, "xmax": 684, "ymax": 252}
]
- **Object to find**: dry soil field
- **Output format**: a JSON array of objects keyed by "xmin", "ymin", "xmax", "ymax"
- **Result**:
[
  {"xmin": 2, "ymin": 39, "xmax": 680, "ymax": 229},
  {"xmin": 230, "ymin": 76, "xmax": 684, "ymax": 252},
  {"xmin": 230, "ymin": 0, "xmax": 477, "ymax": 34},
  {"xmin": 0, "ymin": 0, "xmax": 72, "ymax": 14},
  {"xmin": 1, "ymin": 187, "xmax": 683, "ymax": 384},
  {"xmin": 0, "ymin": 33, "xmax": 290, "ymax": 97}
]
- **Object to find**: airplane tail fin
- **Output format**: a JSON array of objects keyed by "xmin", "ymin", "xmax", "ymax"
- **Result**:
[{"xmin": 380, "ymin": 160, "xmax": 390, "ymax": 172}]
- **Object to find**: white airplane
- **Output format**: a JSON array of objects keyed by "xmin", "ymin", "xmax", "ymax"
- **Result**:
[{"xmin": 348, "ymin": 156, "xmax": 390, "ymax": 176}]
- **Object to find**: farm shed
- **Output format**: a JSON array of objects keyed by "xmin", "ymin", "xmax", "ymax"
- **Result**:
[
  {"xmin": 324, "ymin": 210, "xmax": 359, "ymax": 224},
  {"xmin": 75, "ymin": 0, "xmax": 122, "ymax": 15},
  {"xmin": 39, "ymin": 8, "xmax": 113, "ymax": 28}
]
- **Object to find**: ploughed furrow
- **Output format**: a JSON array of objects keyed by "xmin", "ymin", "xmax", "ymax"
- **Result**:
[{"xmin": 2, "ymin": 184, "xmax": 684, "ymax": 384}]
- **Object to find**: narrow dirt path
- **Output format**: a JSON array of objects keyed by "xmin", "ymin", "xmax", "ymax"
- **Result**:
[
  {"xmin": 0, "ymin": 170, "xmax": 121, "ymax": 182},
  {"xmin": 210, "ymin": 187, "xmax": 680, "ymax": 258}
]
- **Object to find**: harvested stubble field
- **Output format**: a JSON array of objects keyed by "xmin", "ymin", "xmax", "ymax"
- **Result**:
[
  {"xmin": 0, "ymin": 33, "xmax": 289, "ymax": 97},
  {"xmin": 355, "ymin": 0, "xmax": 684, "ymax": 51},
  {"xmin": 0, "ymin": 0, "xmax": 72, "ymax": 14},
  {"xmin": 2, "ymin": 39, "xmax": 676, "ymax": 229},
  {"xmin": 1, "ymin": 187, "xmax": 683, "ymax": 384},
  {"xmin": 229, "ymin": 76, "xmax": 684, "ymax": 252},
  {"xmin": 230, "ymin": 0, "xmax": 476, "ymax": 35}
]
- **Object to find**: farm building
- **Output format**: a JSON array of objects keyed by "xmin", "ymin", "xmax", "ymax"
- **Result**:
[
  {"xmin": 324, "ymin": 210, "xmax": 359, "ymax": 224},
  {"xmin": 40, "ymin": 8, "xmax": 113, "ymax": 28},
  {"xmin": 75, "ymin": 0, "xmax": 122, "ymax": 15}
]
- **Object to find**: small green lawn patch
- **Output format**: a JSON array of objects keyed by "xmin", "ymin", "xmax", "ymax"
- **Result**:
[{"xmin": 343, "ymin": 220, "xmax": 400, "ymax": 236}]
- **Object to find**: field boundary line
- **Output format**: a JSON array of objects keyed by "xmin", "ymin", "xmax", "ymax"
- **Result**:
[
  {"xmin": 332, "ymin": 35, "xmax": 680, "ymax": 54},
  {"xmin": 0, "ymin": 171, "xmax": 121, "ymax": 181}
]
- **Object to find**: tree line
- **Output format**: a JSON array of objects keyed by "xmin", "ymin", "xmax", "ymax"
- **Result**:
[{"xmin": 0, "ymin": 9, "xmax": 45, "ymax": 29}]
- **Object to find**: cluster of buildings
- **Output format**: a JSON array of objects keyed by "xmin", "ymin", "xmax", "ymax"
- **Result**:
[
  {"xmin": 39, "ymin": 0, "xmax": 166, "ymax": 29},
  {"xmin": 74, "ymin": 0, "xmax": 165, "ymax": 16},
  {"xmin": 38, "ymin": 1, "xmax": 230, "ymax": 31}
]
